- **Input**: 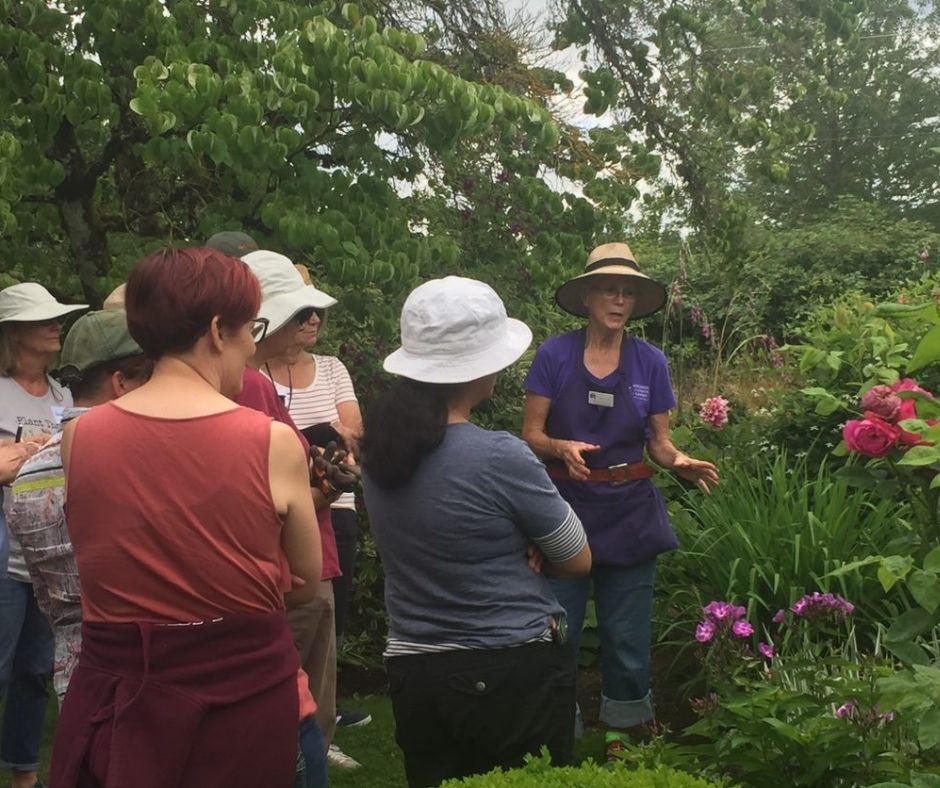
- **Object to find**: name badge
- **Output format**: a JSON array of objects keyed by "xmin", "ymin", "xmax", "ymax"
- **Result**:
[{"xmin": 588, "ymin": 391, "xmax": 615, "ymax": 408}]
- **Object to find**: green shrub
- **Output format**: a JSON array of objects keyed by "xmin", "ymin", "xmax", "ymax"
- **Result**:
[
  {"xmin": 438, "ymin": 752, "xmax": 723, "ymax": 787},
  {"xmin": 659, "ymin": 451, "xmax": 915, "ymax": 644}
]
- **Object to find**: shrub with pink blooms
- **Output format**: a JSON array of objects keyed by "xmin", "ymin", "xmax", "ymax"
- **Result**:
[{"xmin": 842, "ymin": 378, "xmax": 936, "ymax": 458}]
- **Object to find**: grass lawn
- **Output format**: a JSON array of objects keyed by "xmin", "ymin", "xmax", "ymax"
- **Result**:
[{"xmin": 14, "ymin": 693, "xmax": 607, "ymax": 787}]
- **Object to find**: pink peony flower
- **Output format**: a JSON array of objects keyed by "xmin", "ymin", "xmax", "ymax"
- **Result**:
[
  {"xmin": 699, "ymin": 396, "xmax": 730, "ymax": 429},
  {"xmin": 731, "ymin": 620, "xmax": 754, "ymax": 638},
  {"xmin": 843, "ymin": 416, "xmax": 900, "ymax": 457},
  {"xmin": 695, "ymin": 620, "xmax": 717, "ymax": 643},
  {"xmin": 860, "ymin": 385, "xmax": 901, "ymax": 422},
  {"xmin": 758, "ymin": 642, "xmax": 774, "ymax": 660}
]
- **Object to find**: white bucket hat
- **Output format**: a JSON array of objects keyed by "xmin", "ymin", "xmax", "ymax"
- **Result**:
[
  {"xmin": 0, "ymin": 283, "xmax": 88, "ymax": 324},
  {"xmin": 384, "ymin": 276, "xmax": 532, "ymax": 384},
  {"xmin": 241, "ymin": 250, "xmax": 337, "ymax": 335}
]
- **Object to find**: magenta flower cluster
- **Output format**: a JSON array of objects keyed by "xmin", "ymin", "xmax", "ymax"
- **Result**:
[
  {"xmin": 774, "ymin": 592, "xmax": 855, "ymax": 624},
  {"xmin": 834, "ymin": 701, "xmax": 894, "ymax": 725},
  {"xmin": 695, "ymin": 600, "xmax": 773, "ymax": 659},
  {"xmin": 699, "ymin": 396, "xmax": 730, "ymax": 429}
]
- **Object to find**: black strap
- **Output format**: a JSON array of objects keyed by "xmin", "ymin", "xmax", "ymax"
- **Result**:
[{"xmin": 585, "ymin": 257, "xmax": 639, "ymax": 273}]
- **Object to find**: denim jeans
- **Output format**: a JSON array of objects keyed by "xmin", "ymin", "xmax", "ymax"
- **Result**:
[
  {"xmin": 549, "ymin": 560, "xmax": 656, "ymax": 728},
  {"xmin": 295, "ymin": 715, "xmax": 328, "ymax": 788},
  {"xmin": 0, "ymin": 575, "xmax": 54, "ymax": 771}
]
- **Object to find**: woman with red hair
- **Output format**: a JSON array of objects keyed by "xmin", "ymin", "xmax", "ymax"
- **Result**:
[{"xmin": 49, "ymin": 248, "xmax": 322, "ymax": 788}]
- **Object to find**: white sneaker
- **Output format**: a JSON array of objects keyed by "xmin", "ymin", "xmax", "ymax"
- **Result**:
[{"xmin": 327, "ymin": 744, "xmax": 362, "ymax": 770}]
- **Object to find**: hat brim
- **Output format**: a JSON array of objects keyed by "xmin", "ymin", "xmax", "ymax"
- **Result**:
[
  {"xmin": 554, "ymin": 268, "xmax": 666, "ymax": 320},
  {"xmin": 260, "ymin": 286, "xmax": 338, "ymax": 335},
  {"xmin": 0, "ymin": 302, "xmax": 88, "ymax": 324},
  {"xmin": 383, "ymin": 318, "xmax": 533, "ymax": 384}
]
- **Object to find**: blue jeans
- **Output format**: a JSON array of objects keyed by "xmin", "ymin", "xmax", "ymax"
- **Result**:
[
  {"xmin": 550, "ymin": 560, "xmax": 656, "ymax": 728},
  {"xmin": 0, "ymin": 576, "xmax": 53, "ymax": 771},
  {"xmin": 295, "ymin": 715, "xmax": 328, "ymax": 788}
]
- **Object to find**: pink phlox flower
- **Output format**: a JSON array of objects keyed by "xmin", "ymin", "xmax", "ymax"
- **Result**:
[
  {"xmin": 731, "ymin": 620, "xmax": 754, "ymax": 638},
  {"xmin": 699, "ymin": 396, "xmax": 730, "ymax": 429},
  {"xmin": 758, "ymin": 642, "xmax": 774, "ymax": 660},
  {"xmin": 703, "ymin": 601, "xmax": 744, "ymax": 622},
  {"xmin": 834, "ymin": 702, "xmax": 857, "ymax": 719},
  {"xmin": 695, "ymin": 620, "xmax": 717, "ymax": 643},
  {"xmin": 791, "ymin": 592, "xmax": 855, "ymax": 620}
]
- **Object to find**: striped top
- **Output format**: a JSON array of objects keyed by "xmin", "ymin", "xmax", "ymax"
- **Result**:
[{"xmin": 268, "ymin": 355, "xmax": 358, "ymax": 511}]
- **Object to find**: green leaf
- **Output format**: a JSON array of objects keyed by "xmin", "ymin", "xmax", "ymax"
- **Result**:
[
  {"xmin": 921, "ymin": 707, "xmax": 940, "ymax": 749},
  {"xmin": 879, "ymin": 554, "xmax": 915, "ymax": 591},
  {"xmin": 875, "ymin": 301, "xmax": 940, "ymax": 321},
  {"xmin": 884, "ymin": 639, "xmax": 930, "ymax": 665},
  {"xmin": 909, "ymin": 570, "xmax": 940, "ymax": 613},
  {"xmin": 909, "ymin": 324, "xmax": 940, "ymax": 373},
  {"xmin": 886, "ymin": 607, "xmax": 935, "ymax": 642},
  {"xmin": 899, "ymin": 445, "xmax": 940, "ymax": 467},
  {"xmin": 925, "ymin": 547, "xmax": 940, "ymax": 574}
]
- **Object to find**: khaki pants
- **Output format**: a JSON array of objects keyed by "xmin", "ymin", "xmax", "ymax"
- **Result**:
[{"xmin": 288, "ymin": 580, "xmax": 337, "ymax": 746}]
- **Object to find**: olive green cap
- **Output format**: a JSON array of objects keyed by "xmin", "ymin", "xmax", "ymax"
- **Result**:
[{"xmin": 59, "ymin": 310, "xmax": 142, "ymax": 376}]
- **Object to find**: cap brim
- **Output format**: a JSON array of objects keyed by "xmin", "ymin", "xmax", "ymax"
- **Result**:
[
  {"xmin": 0, "ymin": 303, "xmax": 88, "ymax": 324},
  {"xmin": 555, "ymin": 269, "xmax": 666, "ymax": 319},
  {"xmin": 383, "ymin": 318, "xmax": 533, "ymax": 384},
  {"xmin": 260, "ymin": 286, "xmax": 338, "ymax": 334}
]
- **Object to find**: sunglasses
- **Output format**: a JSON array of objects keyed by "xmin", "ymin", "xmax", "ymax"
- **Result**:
[
  {"xmin": 250, "ymin": 318, "xmax": 269, "ymax": 341},
  {"xmin": 295, "ymin": 308, "xmax": 324, "ymax": 325}
]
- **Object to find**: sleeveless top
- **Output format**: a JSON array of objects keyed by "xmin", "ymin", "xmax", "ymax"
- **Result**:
[{"xmin": 66, "ymin": 403, "xmax": 286, "ymax": 623}]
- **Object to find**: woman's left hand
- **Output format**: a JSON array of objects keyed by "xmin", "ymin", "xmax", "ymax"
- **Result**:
[{"xmin": 672, "ymin": 454, "xmax": 719, "ymax": 495}]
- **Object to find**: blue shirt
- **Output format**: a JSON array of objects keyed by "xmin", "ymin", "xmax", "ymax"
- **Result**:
[{"xmin": 363, "ymin": 423, "xmax": 585, "ymax": 652}]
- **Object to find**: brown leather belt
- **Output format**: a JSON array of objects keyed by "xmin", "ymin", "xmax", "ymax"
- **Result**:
[{"xmin": 547, "ymin": 461, "xmax": 655, "ymax": 485}]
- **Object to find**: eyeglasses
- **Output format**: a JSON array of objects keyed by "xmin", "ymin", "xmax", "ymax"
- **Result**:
[
  {"xmin": 250, "ymin": 318, "xmax": 269, "ymax": 342},
  {"xmin": 295, "ymin": 308, "xmax": 324, "ymax": 325},
  {"xmin": 591, "ymin": 284, "xmax": 636, "ymax": 299}
]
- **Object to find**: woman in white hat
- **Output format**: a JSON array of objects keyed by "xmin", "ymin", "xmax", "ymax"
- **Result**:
[
  {"xmin": 0, "ymin": 282, "xmax": 86, "ymax": 788},
  {"xmin": 522, "ymin": 243, "xmax": 718, "ymax": 757},
  {"xmin": 361, "ymin": 276, "xmax": 592, "ymax": 788}
]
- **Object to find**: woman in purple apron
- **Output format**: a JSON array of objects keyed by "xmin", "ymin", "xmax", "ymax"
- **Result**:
[{"xmin": 522, "ymin": 242, "xmax": 718, "ymax": 759}]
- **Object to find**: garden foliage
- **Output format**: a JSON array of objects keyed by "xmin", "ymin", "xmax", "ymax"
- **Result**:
[{"xmin": 438, "ymin": 751, "xmax": 722, "ymax": 787}]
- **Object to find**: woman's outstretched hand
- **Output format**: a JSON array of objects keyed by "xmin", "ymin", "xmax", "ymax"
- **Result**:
[
  {"xmin": 555, "ymin": 439, "xmax": 601, "ymax": 481},
  {"xmin": 672, "ymin": 454, "xmax": 719, "ymax": 494}
]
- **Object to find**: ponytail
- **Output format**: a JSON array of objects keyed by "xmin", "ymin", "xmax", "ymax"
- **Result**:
[{"xmin": 361, "ymin": 378, "xmax": 457, "ymax": 489}]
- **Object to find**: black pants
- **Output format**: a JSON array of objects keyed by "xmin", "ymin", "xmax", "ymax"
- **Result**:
[
  {"xmin": 386, "ymin": 641, "xmax": 576, "ymax": 788},
  {"xmin": 330, "ymin": 508, "xmax": 359, "ymax": 644}
]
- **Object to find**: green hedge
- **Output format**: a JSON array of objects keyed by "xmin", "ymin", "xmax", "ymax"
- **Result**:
[{"xmin": 439, "ymin": 754, "xmax": 722, "ymax": 787}]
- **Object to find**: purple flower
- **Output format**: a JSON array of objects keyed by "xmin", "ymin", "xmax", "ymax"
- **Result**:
[
  {"xmin": 695, "ymin": 620, "xmax": 717, "ymax": 643},
  {"xmin": 772, "ymin": 609, "xmax": 786, "ymax": 624},
  {"xmin": 834, "ymin": 702, "xmax": 857, "ymax": 719},
  {"xmin": 881, "ymin": 711, "xmax": 895, "ymax": 723},
  {"xmin": 791, "ymin": 592, "xmax": 855, "ymax": 620},
  {"xmin": 703, "ymin": 601, "xmax": 739, "ymax": 621},
  {"xmin": 758, "ymin": 642, "xmax": 774, "ymax": 660},
  {"xmin": 731, "ymin": 620, "xmax": 754, "ymax": 638}
]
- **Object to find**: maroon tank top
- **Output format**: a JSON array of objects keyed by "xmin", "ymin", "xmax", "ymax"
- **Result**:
[{"xmin": 66, "ymin": 403, "xmax": 285, "ymax": 623}]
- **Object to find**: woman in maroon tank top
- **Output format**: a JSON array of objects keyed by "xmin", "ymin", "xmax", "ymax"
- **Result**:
[{"xmin": 49, "ymin": 248, "xmax": 322, "ymax": 788}]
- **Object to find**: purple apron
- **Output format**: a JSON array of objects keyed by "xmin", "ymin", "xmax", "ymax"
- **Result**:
[{"xmin": 545, "ymin": 332, "xmax": 677, "ymax": 567}]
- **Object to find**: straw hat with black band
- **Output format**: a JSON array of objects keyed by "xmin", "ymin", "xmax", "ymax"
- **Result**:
[{"xmin": 554, "ymin": 242, "xmax": 667, "ymax": 320}]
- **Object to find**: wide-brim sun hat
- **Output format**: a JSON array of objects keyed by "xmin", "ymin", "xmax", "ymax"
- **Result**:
[
  {"xmin": 241, "ymin": 250, "xmax": 337, "ymax": 334},
  {"xmin": 384, "ymin": 276, "xmax": 533, "ymax": 384},
  {"xmin": 555, "ymin": 242, "xmax": 667, "ymax": 320},
  {"xmin": 0, "ymin": 283, "xmax": 88, "ymax": 324}
]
